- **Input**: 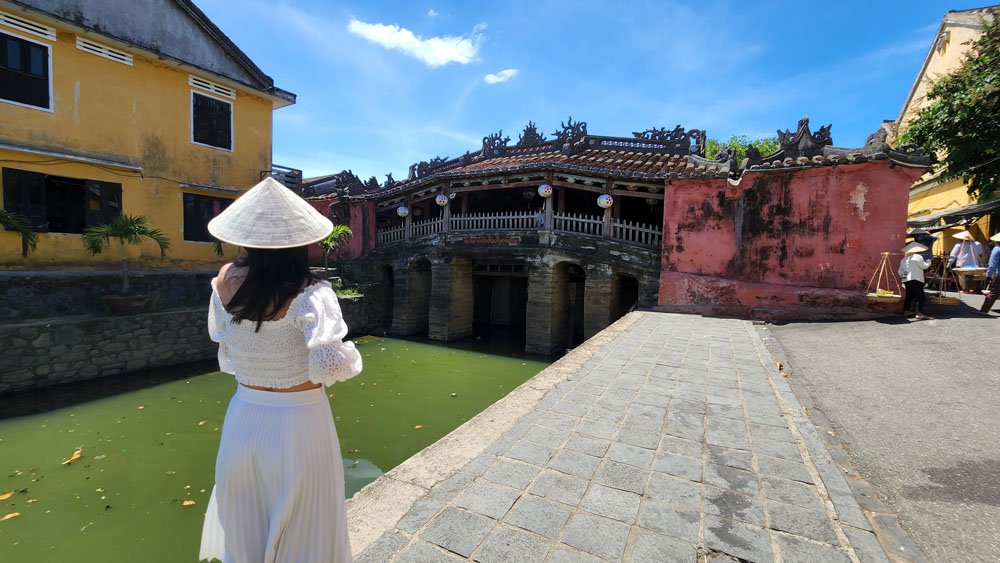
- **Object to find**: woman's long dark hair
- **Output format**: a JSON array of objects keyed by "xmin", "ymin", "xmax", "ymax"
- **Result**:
[{"xmin": 227, "ymin": 246, "xmax": 317, "ymax": 331}]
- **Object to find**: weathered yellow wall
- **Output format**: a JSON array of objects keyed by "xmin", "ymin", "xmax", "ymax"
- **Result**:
[
  {"xmin": 908, "ymin": 178, "xmax": 978, "ymax": 254},
  {"xmin": 0, "ymin": 14, "xmax": 274, "ymax": 269},
  {"xmin": 897, "ymin": 22, "xmax": 983, "ymax": 134}
]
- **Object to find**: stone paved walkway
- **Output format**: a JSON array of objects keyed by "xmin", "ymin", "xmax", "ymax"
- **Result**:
[{"xmin": 353, "ymin": 313, "xmax": 893, "ymax": 562}]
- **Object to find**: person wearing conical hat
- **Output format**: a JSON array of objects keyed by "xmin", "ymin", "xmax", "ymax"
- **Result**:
[
  {"xmin": 899, "ymin": 242, "xmax": 933, "ymax": 319},
  {"xmin": 946, "ymin": 230, "xmax": 985, "ymax": 292},
  {"xmin": 198, "ymin": 177, "xmax": 362, "ymax": 563},
  {"xmin": 981, "ymin": 232, "xmax": 1000, "ymax": 314}
]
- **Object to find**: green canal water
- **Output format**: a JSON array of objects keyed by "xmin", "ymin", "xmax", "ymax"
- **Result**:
[{"xmin": 0, "ymin": 336, "xmax": 547, "ymax": 562}]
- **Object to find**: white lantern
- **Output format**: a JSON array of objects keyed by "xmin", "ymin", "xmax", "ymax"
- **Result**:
[
  {"xmin": 435, "ymin": 194, "xmax": 449, "ymax": 206},
  {"xmin": 396, "ymin": 206, "xmax": 409, "ymax": 218},
  {"xmin": 537, "ymin": 184, "xmax": 553, "ymax": 198},
  {"xmin": 597, "ymin": 194, "xmax": 614, "ymax": 208}
]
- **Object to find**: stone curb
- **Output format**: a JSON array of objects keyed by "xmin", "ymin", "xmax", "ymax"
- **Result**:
[
  {"xmin": 754, "ymin": 324, "xmax": 929, "ymax": 563},
  {"xmin": 346, "ymin": 311, "xmax": 643, "ymax": 556}
]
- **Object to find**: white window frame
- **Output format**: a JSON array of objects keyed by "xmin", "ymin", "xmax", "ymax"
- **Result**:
[
  {"xmin": 189, "ymin": 90, "xmax": 234, "ymax": 153},
  {"xmin": 0, "ymin": 28, "xmax": 54, "ymax": 113}
]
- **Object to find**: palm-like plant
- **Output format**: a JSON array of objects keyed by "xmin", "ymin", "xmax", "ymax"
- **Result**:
[
  {"xmin": 319, "ymin": 224, "xmax": 353, "ymax": 278},
  {"xmin": 82, "ymin": 214, "xmax": 171, "ymax": 294},
  {"xmin": 0, "ymin": 209, "xmax": 39, "ymax": 257}
]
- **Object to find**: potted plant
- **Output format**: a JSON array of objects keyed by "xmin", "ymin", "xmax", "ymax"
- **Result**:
[
  {"xmin": 319, "ymin": 224, "xmax": 353, "ymax": 279},
  {"xmin": 82, "ymin": 214, "xmax": 171, "ymax": 315},
  {"xmin": 0, "ymin": 209, "xmax": 39, "ymax": 257}
]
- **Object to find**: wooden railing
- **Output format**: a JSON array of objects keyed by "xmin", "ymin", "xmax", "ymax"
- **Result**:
[
  {"xmin": 612, "ymin": 219, "xmax": 662, "ymax": 248},
  {"xmin": 450, "ymin": 211, "xmax": 536, "ymax": 231},
  {"xmin": 553, "ymin": 212, "xmax": 603, "ymax": 236},
  {"xmin": 376, "ymin": 224, "xmax": 405, "ymax": 244},
  {"xmin": 411, "ymin": 217, "xmax": 444, "ymax": 238},
  {"xmin": 375, "ymin": 211, "xmax": 662, "ymax": 249}
]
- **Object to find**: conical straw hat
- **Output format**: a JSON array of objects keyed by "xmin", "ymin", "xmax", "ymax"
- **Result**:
[
  {"xmin": 991, "ymin": 232, "xmax": 1000, "ymax": 242},
  {"xmin": 953, "ymin": 231, "xmax": 975, "ymax": 241},
  {"xmin": 208, "ymin": 177, "xmax": 333, "ymax": 249},
  {"xmin": 902, "ymin": 242, "xmax": 928, "ymax": 254}
]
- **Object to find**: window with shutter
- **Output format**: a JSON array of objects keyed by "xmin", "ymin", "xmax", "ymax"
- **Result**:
[
  {"xmin": 0, "ymin": 31, "xmax": 50, "ymax": 109},
  {"xmin": 1, "ymin": 168, "xmax": 121, "ymax": 233},
  {"xmin": 191, "ymin": 92, "xmax": 233, "ymax": 150},
  {"xmin": 183, "ymin": 193, "xmax": 233, "ymax": 242}
]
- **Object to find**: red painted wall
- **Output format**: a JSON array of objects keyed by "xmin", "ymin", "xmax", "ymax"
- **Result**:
[
  {"xmin": 658, "ymin": 161, "xmax": 925, "ymax": 319},
  {"xmin": 307, "ymin": 199, "xmax": 376, "ymax": 264}
]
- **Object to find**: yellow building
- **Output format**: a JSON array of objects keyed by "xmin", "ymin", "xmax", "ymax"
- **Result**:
[
  {"xmin": 894, "ymin": 5, "xmax": 998, "ymax": 253},
  {"xmin": 0, "ymin": 0, "xmax": 296, "ymax": 269}
]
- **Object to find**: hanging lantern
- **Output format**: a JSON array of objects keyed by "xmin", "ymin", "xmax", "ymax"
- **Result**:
[
  {"xmin": 396, "ymin": 205, "xmax": 409, "ymax": 218},
  {"xmin": 597, "ymin": 194, "xmax": 614, "ymax": 208},
  {"xmin": 537, "ymin": 184, "xmax": 553, "ymax": 198},
  {"xmin": 435, "ymin": 194, "xmax": 449, "ymax": 206}
]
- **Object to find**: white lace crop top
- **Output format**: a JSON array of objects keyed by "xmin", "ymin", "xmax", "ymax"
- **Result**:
[{"xmin": 207, "ymin": 279, "xmax": 363, "ymax": 388}]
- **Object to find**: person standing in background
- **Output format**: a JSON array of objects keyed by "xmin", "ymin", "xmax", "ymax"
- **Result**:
[
  {"xmin": 981, "ymin": 233, "xmax": 1000, "ymax": 314},
  {"xmin": 899, "ymin": 242, "xmax": 933, "ymax": 320},
  {"xmin": 947, "ymin": 230, "xmax": 985, "ymax": 292}
]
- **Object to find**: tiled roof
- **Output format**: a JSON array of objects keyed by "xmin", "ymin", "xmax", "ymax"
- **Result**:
[{"xmin": 305, "ymin": 118, "xmax": 931, "ymax": 202}]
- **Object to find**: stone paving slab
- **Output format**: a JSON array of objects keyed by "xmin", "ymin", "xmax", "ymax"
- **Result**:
[{"xmin": 352, "ymin": 312, "xmax": 897, "ymax": 562}]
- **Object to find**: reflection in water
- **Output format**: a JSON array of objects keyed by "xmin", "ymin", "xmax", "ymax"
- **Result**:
[{"xmin": 0, "ymin": 335, "xmax": 547, "ymax": 562}]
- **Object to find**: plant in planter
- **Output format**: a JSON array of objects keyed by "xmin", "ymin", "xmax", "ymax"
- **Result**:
[
  {"xmin": 0, "ymin": 209, "xmax": 39, "ymax": 257},
  {"xmin": 319, "ymin": 224, "xmax": 353, "ymax": 279},
  {"xmin": 82, "ymin": 214, "xmax": 171, "ymax": 315}
]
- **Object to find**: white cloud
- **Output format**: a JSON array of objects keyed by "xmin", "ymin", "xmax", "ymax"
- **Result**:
[
  {"xmin": 427, "ymin": 9, "xmax": 438, "ymax": 17},
  {"xmin": 484, "ymin": 68, "xmax": 519, "ymax": 84},
  {"xmin": 347, "ymin": 18, "xmax": 483, "ymax": 67}
]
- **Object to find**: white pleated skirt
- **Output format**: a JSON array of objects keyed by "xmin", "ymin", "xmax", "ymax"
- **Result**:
[{"xmin": 199, "ymin": 385, "xmax": 351, "ymax": 563}]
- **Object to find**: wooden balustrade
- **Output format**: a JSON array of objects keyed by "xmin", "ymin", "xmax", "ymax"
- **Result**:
[
  {"xmin": 375, "ymin": 210, "xmax": 662, "ymax": 249},
  {"xmin": 611, "ymin": 219, "xmax": 663, "ymax": 247}
]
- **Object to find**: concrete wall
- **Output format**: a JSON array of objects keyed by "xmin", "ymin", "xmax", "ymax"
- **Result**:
[
  {"xmin": 0, "ymin": 292, "xmax": 372, "ymax": 395},
  {"xmin": 658, "ymin": 161, "xmax": 925, "ymax": 319},
  {"xmin": 0, "ymin": 270, "xmax": 215, "ymax": 320},
  {"xmin": 0, "ymin": 308, "xmax": 214, "ymax": 394}
]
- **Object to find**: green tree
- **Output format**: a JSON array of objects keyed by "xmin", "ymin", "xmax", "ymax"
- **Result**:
[
  {"xmin": 82, "ymin": 214, "xmax": 171, "ymax": 294},
  {"xmin": 319, "ymin": 224, "xmax": 354, "ymax": 278},
  {"xmin": 904, "ymin": 10, "xmax": 999, "ymax": 201},
  {"xmin": 0, "ymin": 209, "xmax": 39, "ymax": 258},
  {"xmin": 705, "ymin": 134, "xmax": 780, "ymax": 163}
]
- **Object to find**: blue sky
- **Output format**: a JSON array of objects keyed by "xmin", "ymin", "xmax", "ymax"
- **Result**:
[{"xmin": 196, "ymin": 1, "xmax": 986, "ymax": 180}]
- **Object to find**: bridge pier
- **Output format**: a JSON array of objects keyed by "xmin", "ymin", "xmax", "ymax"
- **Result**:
[
  {"xmin": 390, "ymin": 258, "xmax": 431, "ymax": 336},
  {"xmin": 525, "ymin": 262, "xmax": 561, "ymax": 356},
  {"xmin": 584, "ymin": 265, "xmax": 613, "ymax": 340},
  {"xmin": 428, "ymin": 258, "xmax": 474, "ymax": 342}
]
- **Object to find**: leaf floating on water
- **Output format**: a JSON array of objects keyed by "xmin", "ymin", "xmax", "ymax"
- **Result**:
[
  {"xmin": 181, "ymin": 500, "xmax": 196, "ymax": 507},
  {"xmin": 27, "ymin": 498, "xmax": 37, "ymax": 504},
  {"xmin": 62, "ymin": 447, "xmax": 83, "ymax": 465},
  {"xmin": 450, "ymin": 393, "xmax": 458, "ymax": 398},
  {"xmin": 137, "ymin": 405, "xmax": 145, "ymax": 410},
  {"xmin": 414, "ymin": 424, "xmax": 425, "ymax": 430},
  {"xmin": 197, "ymin": 420, "xmax": 207, "ymax": 427},
  {"xmin": 0, "ymin": 492, "xmax": 12, "ymax": 501},
  {"xmin": 1, "ymin": 512, "xmax": 20, "ymax": 522}
]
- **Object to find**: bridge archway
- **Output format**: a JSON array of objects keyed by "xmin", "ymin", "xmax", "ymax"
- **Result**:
[
  {"xmin": 611, "ymin": 273, "xmax": 640, "ymax": 323},
  {"xmin": 554, "ymin": 262, "xmax": 586, "ymax": 352}
]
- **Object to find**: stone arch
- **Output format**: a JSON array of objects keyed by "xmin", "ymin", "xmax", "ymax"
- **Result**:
[
  {"xmin": 554, "ymin": 261, "xmax": 587, "ymax": 352},
  {"xmin": 611, "ymin": 272, "xmax": 640, "ymax": 323}
]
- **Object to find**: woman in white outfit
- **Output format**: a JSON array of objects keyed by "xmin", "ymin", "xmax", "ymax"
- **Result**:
[
  {"xmin": 198, "ymin": 177, "xmax": 363, "ymax": 562},
  {"xmin": 898, "ymin": 241, "xmax": 932, "ymax": 320}
]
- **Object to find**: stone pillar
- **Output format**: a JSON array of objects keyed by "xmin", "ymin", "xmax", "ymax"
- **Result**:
[
  {"xmin": 525, "ymin": 261, "xmax": 566, "ymax": 356},
  {"xmin": 584, "ymin": 265, "xmax": 614, "ymax": 339},
  {"xmin": 428, "ymin": 258, "xmax": 474, "ymax": 341},
  {"xmin": 390, "ymin": 258, "xmax": 431, "ymax": 335}
]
